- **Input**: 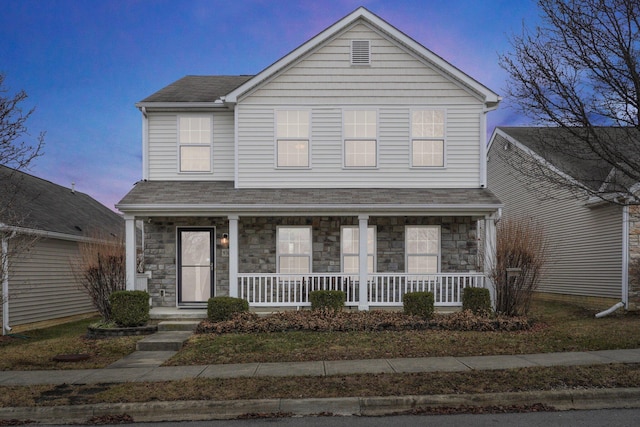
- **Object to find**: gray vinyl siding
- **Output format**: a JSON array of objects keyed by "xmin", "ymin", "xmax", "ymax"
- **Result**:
[
  {"xmin": 487, "ymin": 134, "xmax": 623, "ymax": 299},
  {"xmin": 235, "ymin": 23, "xmax": 484, "ymax": 188},
  {"xmin": 1, "ymin": 237, "xmax": 95, "ymax": 328},
  {"xmin": 147, "ymin": 111, "xmax": 235, "ymax": 181}
]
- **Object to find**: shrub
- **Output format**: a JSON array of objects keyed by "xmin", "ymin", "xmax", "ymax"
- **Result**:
[
  {"xmin": 491, "ymin": 217, "xmax": 548, "ymax": 316},
  {"xmin": 403, "ymin": 291, "xmax": 434, "ymax": 318},
  {"xmin": 207, "ymin": 296, "xmax": 249, "ymax": 322},
  {"xmin": 462, "ymin": 287, "xmax": 492, "ymax": 315},
  {"xmin": 309, "ymin": 290, "xmax": 345, "ymax": 312},
  {"xmin": 109, "ymin": 290, "xmax": 150, "ymax": 327},
  {"xmin": 72, "ymin": 233, "xmax": 125, "ymax": 321}
]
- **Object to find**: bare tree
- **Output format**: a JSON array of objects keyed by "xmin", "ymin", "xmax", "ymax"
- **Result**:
[
  {"xmin": 1, "ymin": 73, "xmax": 45, "ymax": 321},
  {"xmin": 500, "ymin": 0, "xmax": 640, "ymax": 203}
]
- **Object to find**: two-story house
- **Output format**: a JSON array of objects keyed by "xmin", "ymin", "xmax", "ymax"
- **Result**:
[{"xmin": 116, "ymin": 7, "xmax": 502, "ymax": 311}]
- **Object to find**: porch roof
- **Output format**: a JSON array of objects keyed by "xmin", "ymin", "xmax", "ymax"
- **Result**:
[{"xmin": 116, "ymin": 181, "xmax": 502, "ymax": 217}]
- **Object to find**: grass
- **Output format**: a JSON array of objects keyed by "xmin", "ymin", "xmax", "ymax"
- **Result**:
[
  {"xmin": 1, "ymin": 300, "xmax": 640, "ymax": 408},
  {"xmin": 166, "ymin": 300, "xmax": 640, "ymax": 366},
  {"xmin": 0, "ymin": 317, "xmax": 144, "ymax": 371}
]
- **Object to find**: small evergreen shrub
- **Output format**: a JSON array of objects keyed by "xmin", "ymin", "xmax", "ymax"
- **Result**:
[
  {"xmin": 403, "ymin": 291, "xmax": 435, "ymax": 318},
  {"xmin": 309, "ymin": 290, "xmax": 346, "ymax": 312},
  {"xmin": 462, "ymin": 287, "xmax": 492, "ymax": 315},
  {"xmin": 207, "ymin": 296, "xmax": 249, "ymax": 322},
  {"xmin": 109, "ymin": 290, "xmax": 150, "ymax": 327}
]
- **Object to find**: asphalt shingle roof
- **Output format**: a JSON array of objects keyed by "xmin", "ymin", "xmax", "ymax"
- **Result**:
[
  {"xmin": 117, "ymin": 180, "xmax": 501, "ymax": 213},
  {"xmin": 497, "ymin": 127, "xmax": 640, "ymax": 192},
  {"xmin": 139, "ymin": 75, "xmax": 254, "ymax": 103},
  {"xmin": 1, "ymin": 165, "xmax": 124, "ymax": 237}
]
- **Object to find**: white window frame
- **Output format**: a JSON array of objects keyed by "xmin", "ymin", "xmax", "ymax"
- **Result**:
[
  {"xmin": 276, "ymin": 226, "xmax": 312, "ymax": 274},
  {"xmin": 275, "ymin": 110, "xmax": 311, "ymax": 168},
  {"xmin": 405, "ymin": 225, "xmax": 441, "ymax": 273},
  {"xmin": 410, "ymin": 109, "xmax": 446, "ymax": 168},
  {"xmin": 341, "ymin": 226, "xmax": 376, "ymax": 274},
  {"xmin": 177, "ymin": 114, "xmax": 213, "ymax": 173},
  {"xmin": 343, "ymin": 109, "xmax": 378, "ymax": 168}
]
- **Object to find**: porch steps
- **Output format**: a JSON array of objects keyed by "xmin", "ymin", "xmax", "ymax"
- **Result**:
[{"xmin": 157, "ymin": 320, "xmax": 200, "ymax": 332}]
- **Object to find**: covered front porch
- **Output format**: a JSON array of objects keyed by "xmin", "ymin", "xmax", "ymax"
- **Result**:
[{"xmin": 117, "ymin": 181, "xmax": 502, "ymax": 311}]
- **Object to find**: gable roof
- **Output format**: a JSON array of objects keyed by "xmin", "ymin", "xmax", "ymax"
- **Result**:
[
  {"xmin": 0, "ymin": 165, "xmax": 124, "ymax": 239},
  {"xmin": 225, "ymin": 7, "xmax": 500, "ymax": 107},
  {"xmin": 492, "ymin": 127, "xmax": 639, "ymax": 194},
  {"xmin": 136, "ymin": 7, "xmax": 500, "ymax": 109}
]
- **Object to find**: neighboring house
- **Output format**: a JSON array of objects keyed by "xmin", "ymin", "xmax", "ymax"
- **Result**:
[
  {"xmin": 116, "ymin": 7, "xmax": 502, "ymax": 310},
  {"xmin": 487, "ymin": 127, "xmax": 640, "ymax": 311},
  {"xmin": 0, "ymin": 165, "xmax": 124, "ymax": 333}
]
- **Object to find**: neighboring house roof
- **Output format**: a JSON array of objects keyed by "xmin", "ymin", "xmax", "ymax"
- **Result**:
[
  {"xmin": 136, "ymin": 7, "xmax": 500, "ymax": 109},
  {"xmin": 116, "ymin": 180, "xmax": 502, "ymax": 216},
  {"xmin": 139, "ymin": 75, "xmax": 253, "ymax": 103},
  {"xmin": 0, "ymin": 165, "xmax": 124, "ymax": 239},
  {"xmin": 493, "ymin": 127, "xmax": 638, "ymax": 194}
]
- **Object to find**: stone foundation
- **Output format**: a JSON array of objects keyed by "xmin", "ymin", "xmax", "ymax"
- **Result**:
[{"xmin": 627, "ymin": 206, "xmax": 640, "ymax": 311}]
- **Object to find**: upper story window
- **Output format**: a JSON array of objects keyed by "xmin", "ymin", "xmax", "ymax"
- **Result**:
[
  {"xmin": 406, "ymin": 226, "xmax": 440, "ymax": 273},
  {"xmin": 178, "ymin": 115, "xmax": 212, "ymax": 172},
  {"xmin": 344, "ymin": 110, "xmax": 377, "ymax": 168},
  {"xmin": 411, "ymin": 109, "xmax": 445, "ymax": 167},
  {"xmin": 276, "ymin": 110, "xmax": 310, "ymax": 168},
  {"xmin": 277, "ymin": 226, "xmax": 312, "ymax": 274},
  {"xmin": 341, "ymin": 226, "xmax": 376, "ymax": 273}
]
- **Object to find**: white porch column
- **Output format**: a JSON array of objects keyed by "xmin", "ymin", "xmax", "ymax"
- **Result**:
[
  {"xmin": 124, "ymin": 215, "xmax": 137, "ymax": 291},
  {"xmin": 483, "ymin": 213, "xmax": 498, "ymax": 309},
  {"xmin": 358, "ymin": 214, "xmax": 369, "ymax": 311},
  {"xmin": 228, "ymin": 215, "xmax": 239, "ymax": 298}
]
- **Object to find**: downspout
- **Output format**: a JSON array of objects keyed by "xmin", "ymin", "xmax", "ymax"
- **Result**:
[
  {"xmin": 595, "ymin": 204, "xmax": 629, "ymax": 318},
  {"xmin": 1, "ymin": 229, "xmax": 12, "ymax": 335},
  {"xmin": 622, "ymin": 204, "xmax": 630, "ymax": 308},
  {"xmin": 480, "ymin": 102, "xmax": 499, "ymax": 188},
  {"xmin": 140, "ymin": 107, "xmax": 149, "ymax": 180}
]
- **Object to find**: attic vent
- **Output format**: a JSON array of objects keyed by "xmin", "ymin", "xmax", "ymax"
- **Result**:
[{"xmin": 351, "ymin": 40, "xmax": 370, "ymax": 65}]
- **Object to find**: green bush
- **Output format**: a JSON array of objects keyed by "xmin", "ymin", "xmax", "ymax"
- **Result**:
[
  {"xmin": 462, "ymin": 287, "xmax": 492, "ymax": 315},
  {"xmin": 309, "ymin": 290, "xmax": 346, "ymax": 312},
  {"xmin": 207, "ymin": 296, "xmax": 249, "ymax": 322},
  {"xmin": 403, "ymin": 291, "xmax": 435, "ymax": 318},
  {"xmin": 109, "ymin": 290, "xmax": 150, "ymax": 327}
]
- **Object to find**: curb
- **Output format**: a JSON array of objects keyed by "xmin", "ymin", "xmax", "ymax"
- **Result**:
[{"xmin": 2, "ymin": 388, "xmax": 640, "ymax": 424}]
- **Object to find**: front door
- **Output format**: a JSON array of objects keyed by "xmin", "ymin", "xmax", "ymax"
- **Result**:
[{"xmin": 177, "ymin": 228, "xmax": 214, "ymax": 305}]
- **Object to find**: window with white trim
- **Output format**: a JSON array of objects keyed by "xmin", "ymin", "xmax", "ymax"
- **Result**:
[
  {"xmin": 178, "ymin": 115, "xmax": 212, "ymax": 172},
  {"xmin": 277, "ymin": 227, "xmax": 312, "ymax": 274},
  {"xmin": 411, "ymin": 109, "xmax": 445, "ymax": 167},
  {"xmin": 406, "ymin": 226, "xmax": 440, "ymax": 273},
  {"xmin": 344, "ymin": 110, "xmax": 377, "ymax": 167},
  {"xmin": 341, "ymin": 226, "xmax": 376, "ymax": 273},
  {"xmin": 276, "ymin": 110, "xmax": 309, "ymax": 167}
]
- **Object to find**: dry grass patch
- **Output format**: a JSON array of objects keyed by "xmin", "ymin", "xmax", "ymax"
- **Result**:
[
  {"xmin": 0, "ymin": 318, "xmax": 142, "ymax": 370},
  {"xmin": 3, "ymin": 363, "xmax": 640, "ymax": 407}
]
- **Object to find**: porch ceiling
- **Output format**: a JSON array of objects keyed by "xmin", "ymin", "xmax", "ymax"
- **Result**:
[{"xmin": 116, "ymin": 180, "xmax": 502, "ymax": 217}]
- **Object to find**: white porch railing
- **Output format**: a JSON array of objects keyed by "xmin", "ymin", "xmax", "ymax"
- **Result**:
[{"xmin": 238, "ymin": 273, "xmax": 486, "ymax": 308}]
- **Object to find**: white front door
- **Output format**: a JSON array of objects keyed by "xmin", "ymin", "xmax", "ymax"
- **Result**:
[{"xmin": 178, "ymin": 228, "xmax": 214, "ymax": 305}]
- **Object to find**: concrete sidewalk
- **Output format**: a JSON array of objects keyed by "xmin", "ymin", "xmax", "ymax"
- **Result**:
[{"xmin": 2, "ymin": 348, "xmax": 640, "ymax": 386}]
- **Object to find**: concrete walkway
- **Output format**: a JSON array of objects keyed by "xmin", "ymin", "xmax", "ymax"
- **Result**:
[{"xmin": 2, "ymin": 348, "xmax": 640, "ymax": 386}]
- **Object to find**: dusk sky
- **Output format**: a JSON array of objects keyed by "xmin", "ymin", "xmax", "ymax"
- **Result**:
[{"xmin": 1, "ymin": 0, "xmax": 541, "ymax": 211}]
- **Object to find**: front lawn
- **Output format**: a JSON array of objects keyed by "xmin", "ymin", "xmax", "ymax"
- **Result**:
[{"xmin": 165, "ymin": 300, "xmax": 640, "ymax": 366}]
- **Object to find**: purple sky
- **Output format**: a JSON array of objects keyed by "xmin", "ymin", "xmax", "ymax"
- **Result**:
[{"xmin": 1, "ymin": 0, "xmax": 540, "ymax": 211}]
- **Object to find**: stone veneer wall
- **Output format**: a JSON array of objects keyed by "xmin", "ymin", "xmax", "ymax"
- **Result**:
[
  {"xmin": 628, "ymin": 205, "xmax": 640, "ymax": 310},
  {"xmin": 144, "ymin": 215, "xmax": 479, "ymax": 307}
]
